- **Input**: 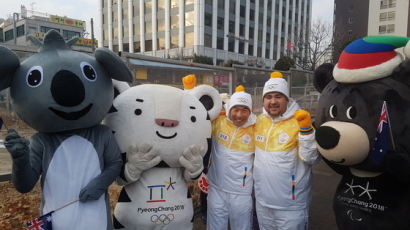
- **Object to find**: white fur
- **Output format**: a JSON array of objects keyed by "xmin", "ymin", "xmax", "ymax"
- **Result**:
[{"xmin": 333, "ymin": 54, "xmax": 402, "ymax": 83}]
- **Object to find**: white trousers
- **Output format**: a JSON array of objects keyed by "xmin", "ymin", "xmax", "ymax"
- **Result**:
[
  {"xmin": 207, "ymin": 186, "xmax": 253, "ymax": 230},
  {"xmin": 255, "ymin": 201, "xmax": 308, "ymax": 230}
]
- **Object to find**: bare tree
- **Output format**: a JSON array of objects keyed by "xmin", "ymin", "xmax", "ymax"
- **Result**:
[{"xmin": 288, "ymin": 19, "xmax": 332, "ymax": 71}]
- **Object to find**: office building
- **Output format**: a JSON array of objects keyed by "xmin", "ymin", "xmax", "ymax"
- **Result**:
[{"xmin": 100, "ymin": 0, "xmax": 312, "ymax": 68}]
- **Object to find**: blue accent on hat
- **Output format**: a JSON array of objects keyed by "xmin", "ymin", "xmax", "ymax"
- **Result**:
[{"xmin": 344, "ymin": 38, "xmax": 396, "ymax": 54}]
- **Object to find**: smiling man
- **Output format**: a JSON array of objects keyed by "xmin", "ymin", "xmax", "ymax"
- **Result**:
[
  {"xmin": 207, "ymin": 85, "xmax": 256, "ymax": 230},
  {"xmin": 253, "ymin": 72, "xmax": 320, "ymax": 230}
]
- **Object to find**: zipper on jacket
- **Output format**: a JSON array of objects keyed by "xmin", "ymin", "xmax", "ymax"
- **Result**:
[
  {"xmin": 264, "ymin": 123, "xmax": 274, "ymax": 152},
  {"xmin": 228, "ymin": 127, "xmax": 239, "ymax": 149}
]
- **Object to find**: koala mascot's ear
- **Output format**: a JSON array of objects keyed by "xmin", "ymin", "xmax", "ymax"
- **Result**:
[
  {"xmin": 95, "ymin": 48, "xmax": 133, "ymax": 83},
  {"xmin": 0, "ymin": 46, "xmax": 20, "ymax": 91},
  {"xmin": 314, "ymin": 63, "xmax": 334, "ymax": 93},
  {"xmin": 183, "ymin": 74, "xmax": 222, "ymax": 120},
  {"xmin": 112, "ymin": 79, "xmax": 131, "ymax": 99}
]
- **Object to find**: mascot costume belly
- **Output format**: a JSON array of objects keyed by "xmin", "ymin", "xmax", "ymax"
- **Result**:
[
  {"xmin": 1, "ymin": 30, "xmax": 133, "ymax": 229},
  {"xmin": 105, "ymin": 75, "xmax": 221, "ymax": 229},
  {"xmin": 314, "ymin": 36, "xmax": 410, "ymax": 230}
]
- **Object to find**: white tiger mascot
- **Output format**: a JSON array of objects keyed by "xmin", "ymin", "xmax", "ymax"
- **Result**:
[{"xmin": 105, "ymin": 75, "xmax": 221, "ymax": 229}]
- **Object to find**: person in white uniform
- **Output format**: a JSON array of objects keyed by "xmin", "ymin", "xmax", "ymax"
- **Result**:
[
  {"xmin": 207, "ymin": 85, "xmax": 256, "ymax": 230},
  {"xmin": 253, "ymin": 72, "xmax": 320, "ymax": 230}
]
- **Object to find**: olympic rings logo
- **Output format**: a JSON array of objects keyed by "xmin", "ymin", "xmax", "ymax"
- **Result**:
[{"xmin": 151, "ymin": 214, "xmax": 175, "ymax": 225}]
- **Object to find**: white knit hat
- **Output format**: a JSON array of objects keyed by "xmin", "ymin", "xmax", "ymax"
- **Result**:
[
  {"xmin": 262, "ymin": 72, "xmax": 289, "ymax": 99},
  {"xmin": 228, "ymin": 85, "xmax": 252, "ymax": 112}
]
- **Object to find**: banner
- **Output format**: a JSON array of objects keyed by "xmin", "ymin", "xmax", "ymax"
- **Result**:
[{"xmin": 50, "ymin": 15, "xmax": 85, "ymax": 28}]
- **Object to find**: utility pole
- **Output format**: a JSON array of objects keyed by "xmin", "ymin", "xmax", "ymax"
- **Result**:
[
  {"xmin": 91, "ymin": 18, "xmax": 95, "ymax": 52},
  {"xmin": 13, "ymin": 13, "xmax": 19, "ymax": 45}
]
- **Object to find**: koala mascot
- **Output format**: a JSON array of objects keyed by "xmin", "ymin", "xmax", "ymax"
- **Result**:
[
  {"xmin": 1, "ymin": 30, "xmax": 133, "ymax": 229},
  {"xmin": 314, "ymin": 36, "xmax": 410, "ymax": 230},
  {"xmin": 105, "ymin": 74, "xmax": 222, "ymax": 229}
]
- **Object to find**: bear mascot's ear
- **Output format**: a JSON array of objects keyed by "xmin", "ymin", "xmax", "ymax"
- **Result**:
[
  {"xmin": 112, "ymin": 79, "xmax": 131, "ymax": 99},
  {"xmin": 182, "ymin": 74, "xmax": 222, "ymax": 120},
  {"xmin": 0, "ymin": 46, "xmax": 20, "ymax": 91},
  {"xmin": 314, "ymin": 63, "xmax": 334, "ymax": 93},
  {"xmin": 95, "ymin": 48, "xmax": 133, "ymax": 83}
]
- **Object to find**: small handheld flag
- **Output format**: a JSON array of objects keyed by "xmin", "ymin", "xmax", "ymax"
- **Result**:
[
  {"xmin": 371, "ymin": 101, "xmax": 394, "ymax": 164},
  {"xmin": 26, "ymin": 212, "xmax": 52, "ymax": 230},
  {"xmin": 26, "ymin": 200, "xmax": 78, "ymax": 230}
]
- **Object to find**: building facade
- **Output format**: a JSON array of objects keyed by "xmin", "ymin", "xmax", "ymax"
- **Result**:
[
  {"xmin": 334, "ymin": 0, "xmax": 410, "ymax": 40},
  {"xmin": 1, "ymin": 6, "xmax": 96, "ymax": 51},
  {"xmin": 100, "ymin": 0, "xmax": 312, "ymax": 68}
]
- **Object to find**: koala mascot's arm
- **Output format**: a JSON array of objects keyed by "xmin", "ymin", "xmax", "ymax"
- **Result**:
[
  {"xmin": 294, "ymin": 110, "xmax": 321, "ymax": 165},
  {"xmin": 79, "ymin": 128, "xmax": 123, "ymax": 202},
  {"xmin": 179, "ymin": 145, "xmax": 205, "ymax": 182},
  {"xmin": 5, "ymin": 129, "xmax": 40, "ymax": 193}
]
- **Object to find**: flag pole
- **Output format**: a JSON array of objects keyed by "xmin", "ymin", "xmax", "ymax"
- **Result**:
[
  {"xmin": 385, "ymin": 101, "xmax": 396, "ymax": 151},
  {"xmin": 52, "ymin": 199, "xmax": 79, "ymax": 213}
]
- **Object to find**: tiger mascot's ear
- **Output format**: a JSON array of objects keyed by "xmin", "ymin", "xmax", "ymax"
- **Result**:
[{"xmin": 182, "ymin": 74, "xmax": 222, "ymax": 120}]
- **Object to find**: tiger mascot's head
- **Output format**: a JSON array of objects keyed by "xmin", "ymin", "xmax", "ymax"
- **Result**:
[{"xmin": 105, "ymin": 75, "xmax": 221, "ymax": 167}]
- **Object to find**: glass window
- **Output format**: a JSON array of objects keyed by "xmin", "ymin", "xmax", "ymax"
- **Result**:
[
  {"xmin": 240, "ymin": 24, "xmax": 245, "ymax": 36},
  {"xmin": 4, "ymin": 30, "xmax": 13, "ymax": 41},
  {"xmin": 63, "ymin": 30, "xmax": 81, "ymax": 40},
  {"xmin": 171, "ymin": 34, "xmax": 178, "ymax": 48},
  {"xmin": 158, "ymin": 37, "xmax": 166, "ymax": 49},
  {"xmin": 186, "ymin": 0, "xmax": 195, "ymax": 5},
  {"xmin": 229, "ymin": 0, "xmax": 235, "ymax": 14},
  {"xmin": 40, "ymin": 26, "xmax": 60, "ymax": 33},
  {"xmin": 145, "ymin": 1, "xmax": 152, "ymax": 14},
  {"xmin": 218, "ymin": 0, "xmax": 225, "ymax": 10},
  {"xmin": 240, "ymin": 5, "xmax": 245, "ymax": 17},
  {"xmin": 387, "ymin": 24, "xmax": 395, "ymax": 33},
  {"xmin": 171, "ymin": 15, "xmax": 179, "ymax": 29},
  {"xmin": 239, "ymin": 41, "xmax": 244, "ymax": 54},
  {"xmin": 249, "ymin": 45, "xmax": 253, "ymax": 55},
  {"xmin": 158, "ymin": 18, "xmax": 165, "ymax": 31},
  {"xmin": 380, "ymin": 0, "xmax": 388, "ymax": 9},
  {"xmin": 388, "ymin": 11, "xmax": 395, "ymax": 20},
  {"xmin": 186, "ymin": 11, "xmax": 195, "ymax": 27},
  {"xmin": 205, "ymin": 0, "xmax": 212, "ymax": 6},
  {"xmin": 158, "ymin": 0, "xmax": 165, "ymax": 10},
  {"xmin": 186, "ymin": 32, "xmax": 194, "ymax": 47},
  {"xmin": 250, "ymin": 9, "xmax": 255, "ymax": 21},
  {"xmin": 16, "ymin": 25, "xmax": 25, "ymax": 37},
  {"xmin": 204, "ymin": 34, "xmax": 212, "ymax": 47},
  {"xmin": 114, "ymin": 27, "xmax": 118, "ymax": 39},
  {"xmin": 228, "ymin": 39, "xmax": 234, "ymax": 52},
  {"xmin": 229, "ymin": 21, "xmax": 235, "ymax": 33},
  {"xmin": 379, "ymin": 25, "xmax": 386, "ymax": 34},
  {"xmin": 134, "ymin": 22, "xmax": 141, "ymax": 36},
  {"xmin": 145, "ymin": 21, "xmax": 152, "ymax": 33},
  {"xmin": 171, "ymin": 0, "xmax": 178, "ymax": 8},
  {"xmin": 389, "ymin": 0, "xmax": 396, "ymax": 8},
  {"xmin": 205, "ymin": 13, "xmax": 212, "ymax": 27},
  {"xmin": 217, "ymin": 37, "xmax": 224, "ymax": 49},
  {"xmin": 217, "ymin": 17, "xmax": 224, "ymax": 30}
]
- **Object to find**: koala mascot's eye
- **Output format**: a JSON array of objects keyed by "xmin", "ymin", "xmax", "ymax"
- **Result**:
[
  {"xmin": 80, "ymin": 62, "xmax": 97, "ymax": 82},
  {"xmin": 191, "ymin": 116, "xmax": 196, "ymax": 123},
  {"xmin": 26, "ymin": 66, "xmax": 43, "ymax": 88},
  {"xmin": 329, "ymin": 105, "xmax": 337, "ymax": 119},
  {"xmin": 346, "ymin": 106, "xmax": 357, "ymax": 120},
  {"xmin": 135, "ymin": 109, "xmax": 142, "ymax": 116}
]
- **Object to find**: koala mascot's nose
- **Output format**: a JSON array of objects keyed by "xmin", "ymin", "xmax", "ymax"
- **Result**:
[
  {"xmin": 51, "ymin": 70, "xmax": 85, "ymax": 107},
  {"xmin": 155, "ymin": 119, "xmax": 179, "ymax": 127},
  {"xmin": 315, "ymin": 126, "xmax": 340, "ymax": 150}
]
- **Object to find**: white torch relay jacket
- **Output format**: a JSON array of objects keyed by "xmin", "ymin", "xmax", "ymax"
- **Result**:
[
  {"xmin": 253, "ymin": 99, "xmax": 320, "ymax": 210},
  {"xmin": 207, "ymin": 113, "xmax": 256, "ymax": 195}
]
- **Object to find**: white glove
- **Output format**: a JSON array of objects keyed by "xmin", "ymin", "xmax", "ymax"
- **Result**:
[
  {"xmin": 179, "ymin": 145, "xmax": 205, "ymax": 182},
  {"xmin": 124, "ymin": 143, "xmax": 161, "ymax": 182}
]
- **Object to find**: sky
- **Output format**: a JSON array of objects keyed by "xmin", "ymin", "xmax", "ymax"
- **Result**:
[{"xmin": 0, "ymin": 0, "xmax": 334, "ymax": 40}]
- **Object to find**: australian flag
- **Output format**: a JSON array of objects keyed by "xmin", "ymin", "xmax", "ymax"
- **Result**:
[
  {"xmin": 371, "ymin": 101, "xmax": 391, "ymax": 164},
  {"xmin": 26, "ymin": 212, "xmax": 53, "ymax": 230}
]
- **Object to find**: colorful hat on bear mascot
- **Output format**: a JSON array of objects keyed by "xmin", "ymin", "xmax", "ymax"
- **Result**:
[{"xmin": 334, "ymin": 36, "xmax": 410, "ymax": 83}]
